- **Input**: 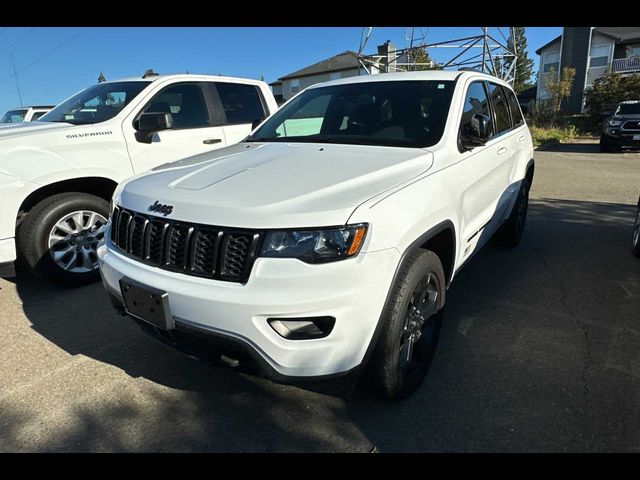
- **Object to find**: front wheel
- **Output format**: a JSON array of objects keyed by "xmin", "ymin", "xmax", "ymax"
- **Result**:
[
  {"xmin": 633, "ymin": 204, "xmax": 640, "ymax": 258},
  {"xmin": 367, "ymin": 250, "xmax": 445, "ymax": 399},
  {"xmin": 17, "ymin": 192, "xmax": 110, "ymax": 287}
]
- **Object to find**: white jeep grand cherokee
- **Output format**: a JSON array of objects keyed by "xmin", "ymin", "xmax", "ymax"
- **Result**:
[{"xmin": 98, "ymin": 71, "xmax": 534, "ymax": 398}]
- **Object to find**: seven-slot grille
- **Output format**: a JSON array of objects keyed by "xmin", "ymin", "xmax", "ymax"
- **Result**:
[{"xmin": 109, "ymin": 206, "xmax": 261, "ymax": 283}]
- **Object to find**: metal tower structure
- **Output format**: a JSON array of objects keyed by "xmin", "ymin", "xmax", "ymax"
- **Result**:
[{"xmin": 357, "ymin": 27, "xmax": 519, "ymax": 86}]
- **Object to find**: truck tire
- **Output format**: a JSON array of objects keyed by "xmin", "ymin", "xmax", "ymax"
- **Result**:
[
  {"xmin": 367, "ymin": 250, "xmax": 445, "ymax": 399},
  {"xmin": 600, "ymin": 134, "xmax": 614, "ymax": 153},
  {"xmin": 494, "ymin": 177, "xmax": 530, "ymax": 248},
  {"xmin": 17, "ymin": 192, "xmax": 109, "ymax": 287},
  {"xmin": 633, "ymin": 204, "xmax": 640, "ymax": 259}
]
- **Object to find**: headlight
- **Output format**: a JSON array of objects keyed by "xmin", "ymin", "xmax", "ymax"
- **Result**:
[
  {"xmin": 260, "ymin": 224, "xmax": 368, "ymax": 263},
  {"xmin": 609, "ymin": 120, "xmax": 622, "ymax": 126}
]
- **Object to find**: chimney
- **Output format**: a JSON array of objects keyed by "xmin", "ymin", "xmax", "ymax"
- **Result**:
[{"xmin": 377, "ymin": 40, "xmax": 397, "ymax": 73}]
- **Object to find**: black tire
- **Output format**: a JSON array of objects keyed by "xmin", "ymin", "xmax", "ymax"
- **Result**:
[
  {"xmin": 494, "ymin": 177, "xmax": 530, "ymax": 248},
  {"xmin": 632, "ymin": 204, "xmax": 640, "ymax": 259},
  {"xmin": 17, "ymin": 192, "xmax": 110, "ymax": 287},
  {"xmin": 367, "ymin": 249, "xmax": 446, "ymax": 399},
  {"xmin": 600, "ymin": 134, "xmax": 612, "ymax": 152}
]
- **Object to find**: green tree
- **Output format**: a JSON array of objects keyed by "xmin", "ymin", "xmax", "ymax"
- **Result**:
[
  {"xmin": 410, "ymin": 46, "xmax": 436, "ymax": 71},
  {"xmin": 543, "ymin": 66, "xmax": 576, "ymax": 121},
  {"xmin": 504, "ymin": 27, "xmax": 535, "ymax": 93},
  {"xmin": 584, "ymin": 72, "xmax": 640, "ymax": 126}
]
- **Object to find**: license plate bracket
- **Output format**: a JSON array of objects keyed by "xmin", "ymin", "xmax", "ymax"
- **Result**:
[{"xmin": 120, "ymin": 277, "xmax": 175, "ymax": 331}]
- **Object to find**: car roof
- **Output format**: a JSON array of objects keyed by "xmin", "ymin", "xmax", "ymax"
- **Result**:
[
  {"xmin": 101, "ymin": 74, "xmax": 266, "ymax": 85},
  {"xmin": 307, "ymin": 70, "xmax": 513, "ymax": 90},
  {"xmin": 618, "ymin": 100, "xmax": 640, "ymax": 104}
]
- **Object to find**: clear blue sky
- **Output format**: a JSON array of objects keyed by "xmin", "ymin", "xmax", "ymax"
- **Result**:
[{"xmin": 0, "ymin": 27, "xmax": 561, "ymax": 113}]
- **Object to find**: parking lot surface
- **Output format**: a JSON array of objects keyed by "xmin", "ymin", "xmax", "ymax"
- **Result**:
[{"xmin": 1, "ymin": 143, "xmax": 639, "ymax": 452}]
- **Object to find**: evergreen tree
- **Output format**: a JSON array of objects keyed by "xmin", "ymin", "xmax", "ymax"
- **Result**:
[
  {"xmin": 504, "ymin": 27, "xmax": 534, "ymax": 93},
  {"xmin": 411, "ymin": 47, "xmax": 437, "ymax": 71}
]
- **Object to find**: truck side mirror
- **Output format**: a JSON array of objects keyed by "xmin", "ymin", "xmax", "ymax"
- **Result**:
[
  {"xmin": 601, "ymin": 110, "xmax": 612, "ymax": 118},
  {"xmin": 135, "ymin": 112, "xmax": 174, "ymax": 144},
  {"xmin": 460, "ymin": 113, "xmax": 491, "ymax": 150},
  {"xmin": 251, "ymin": 116, "xmax": 266, "ymax": 131}
]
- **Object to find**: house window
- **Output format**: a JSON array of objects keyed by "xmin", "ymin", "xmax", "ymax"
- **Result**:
[
  {"xmin": 329, "ymin": 72, "xmax": 341, "ymax": 81},
  {"xmin": 290, "ymin": 79, "xmax": 300, "ymax": 95},
  {"xmin": 542, "ymin": 52, "xmax": 560, "ymax": 73},
  {"xmin": 589, "ymin": 44, "xmax": 610, "ymax": 68},
  {"xmin": 627, "ymin": 45, "xmax": 640, "ymax": 58}
]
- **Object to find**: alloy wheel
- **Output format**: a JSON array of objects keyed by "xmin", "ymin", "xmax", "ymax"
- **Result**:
[{"xmin": 48, "ymin": 210, "xmax": 107, "ymax": 273}]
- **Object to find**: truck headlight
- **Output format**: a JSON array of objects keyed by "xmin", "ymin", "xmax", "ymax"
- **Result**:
[
  {"xmin": 609, "ymin": 120, "xmax": 622, "ymax": 126},
  {"xmin": 260, "ymin": 224, "xmax": 367, "ymax": 263}
]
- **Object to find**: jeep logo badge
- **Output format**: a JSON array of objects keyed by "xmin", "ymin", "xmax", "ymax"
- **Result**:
[{"xmin": 148, "ymin": 201, "xmax": 174, "ymax": 216}]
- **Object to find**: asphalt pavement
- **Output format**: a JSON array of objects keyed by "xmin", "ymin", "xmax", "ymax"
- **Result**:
[{"xmin": 1, "ymin": 142, "xmax": 639, "ymax": 452}]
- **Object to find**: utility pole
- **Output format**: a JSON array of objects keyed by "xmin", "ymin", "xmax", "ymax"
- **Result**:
[{"xmin": 11, "ymin": 52, "xmax": 23, "ymax": 107}]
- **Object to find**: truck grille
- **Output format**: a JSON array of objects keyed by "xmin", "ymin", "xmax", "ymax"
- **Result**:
[
  {"xmin": 622, "ymin": 120, "xmax": 640, "ymax": 131},
  {"xmin": 109, "ymin": 206, "xmax": 261, "ymax": 283}
]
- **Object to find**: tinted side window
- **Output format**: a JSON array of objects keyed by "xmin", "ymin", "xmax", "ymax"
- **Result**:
[
  {"xmin": 488, "ymin": 83, "xmax": 512, "ymax": 134},
  {"xmin": 460, "ymin": 81, "xmax": 493, "ymax": 138},
  {"xmin": 215, "ymin": 82, "xmax": 266, "ymax": 125},
  {"xmin": 505, "ymin": 88, "xmax": 524, "ymax": 127},
  {"xmin": 31, "ymin": 111, "xmax": 48, "ymax": 121},
  {"xmin": 143, "ymin": 83, "xmax": 210, "ymax": 129}
]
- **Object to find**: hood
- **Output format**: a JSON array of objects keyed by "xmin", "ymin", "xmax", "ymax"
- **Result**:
[
  {"xmin": 118, "ymin": 142, "xmax": 433, "ymax": 228},
  {"xmin": 0, "ymin": 121, "xmax": 74, "ymax": 139}
]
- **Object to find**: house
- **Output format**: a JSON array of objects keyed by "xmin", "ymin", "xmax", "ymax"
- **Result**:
[
  {"xmin": 271, "ymin": 42, "xmax": 404, "ymax": 103},
  {"xmin": 535, "ymin": 27, "xmax": 640, "ymax": 113}
]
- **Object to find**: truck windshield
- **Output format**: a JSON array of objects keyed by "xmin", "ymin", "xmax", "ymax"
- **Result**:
[
  {"xmin": 615, "ymin": 103, "xmax": 640, "ymax": 115},
  {"xmin": 247, "ymin": 80, "xmax": 455, "ymax": 148},
  {"xmin": 40, "ymin": 81, "xmax": 152, "ymax": 125},
  {"xmin": 1, "ymin": 109, "xmax": 28, "ymax": 123}
]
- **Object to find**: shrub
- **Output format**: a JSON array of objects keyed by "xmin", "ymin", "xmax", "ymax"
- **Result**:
[
  {"xmin": 529, "ymin": 125, "xmax": 577, "ymax": 147},
  {"xmin": 584, "ymin": 72, "xmax": 640, "ymax": 129}
]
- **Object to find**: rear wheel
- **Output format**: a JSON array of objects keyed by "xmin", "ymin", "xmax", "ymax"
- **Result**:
[
  {"xmin": 17, "ymin": 192, "xmax": 109, "ymax": 286},
  {"xmin": 494, "ymin": 177, "xmax": 530, "ymax": 248},
  {"xmin": 367, "ymin": 250, "xmax": 445, "ymax": 399},
  {"xmin": 633, "ymin": 204, "xmax": 640, "ymax": 258}
]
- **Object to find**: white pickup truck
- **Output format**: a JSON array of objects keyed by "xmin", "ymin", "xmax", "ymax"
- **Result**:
[{"xmin": 0, "ymin": 72, "xmax": 278, "ymax": 285}]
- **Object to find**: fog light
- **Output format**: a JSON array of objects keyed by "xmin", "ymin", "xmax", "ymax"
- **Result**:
[{"xmin": 268, "ymin": 317, "xmax": 335, "ymax": 340}]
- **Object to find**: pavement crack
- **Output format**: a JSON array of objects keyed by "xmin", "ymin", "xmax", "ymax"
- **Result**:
[{"xmin": 529, "ymin": 245, "xmax": 593, "ymax": 410}]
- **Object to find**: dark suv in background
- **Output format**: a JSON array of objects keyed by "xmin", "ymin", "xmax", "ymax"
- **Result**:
[{"xmin": 600, "ymin": 100, "xmax": 640, "ymax": 152}]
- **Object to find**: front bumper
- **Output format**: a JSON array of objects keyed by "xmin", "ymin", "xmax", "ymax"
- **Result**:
[
  {"xmin": 98, "ymin": 241, "xmax": 400, "ymax": 379},
  {"xmin": 603, "ymin": 131, "xmax": 640, "ymax": 148},
  {"xmin": 0, "ymin": 238, "xmax": 16, "ymax": 277}
]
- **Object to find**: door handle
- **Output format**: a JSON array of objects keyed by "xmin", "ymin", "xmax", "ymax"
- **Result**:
[
  {"xmin": 497, "ymin": 146, "xmax": 508, "ymax": 156},
  {"xmin": 518, "ymin": 135, "xmax": 526, "ymax": 142},
  {"xmin": 203, "ymin": 138, "xmax": 222, "ymax": 145}
]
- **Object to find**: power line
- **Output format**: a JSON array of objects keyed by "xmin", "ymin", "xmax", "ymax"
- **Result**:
[
  {"xmin": 0, "ymin": 28, "xmax": 89, "ymax": 85},
  {"xmin": 0, "ymin": 27, "xmax": 36, "ymax": 56}
]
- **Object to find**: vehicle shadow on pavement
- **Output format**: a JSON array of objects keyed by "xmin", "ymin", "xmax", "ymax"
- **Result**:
[
  {"xmin": 5, "ymin": 198, "xmax": 640, "ymax": 452},
  {"xmin": 345, "ymin": 198, "xmax": 640, "ymax": 452}
]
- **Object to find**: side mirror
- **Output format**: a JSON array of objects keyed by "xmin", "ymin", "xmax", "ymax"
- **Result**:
[
  {"xmin": 460, "ymin": 113, "xmax": 491, "ymax": 150},
  {"xmin": 251, "ymin": 116, "xmax": 266, "ymax": 130},
  {"xmin": 601, "ymin": 110, "xmax": 612, "ymax": 118},
  {"xmin": 135, "ymin": 112, "xmax": 174, "ymax": 143}
]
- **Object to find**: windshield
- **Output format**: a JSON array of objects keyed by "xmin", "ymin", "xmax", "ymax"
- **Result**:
[
  {"xmin": 1, "ymin": 109, "xmax": 27, "ymax": 123},
  {"xmin": 247, "ymin": 80, "xmax": 455, "ymax": 148},
  {"xmin": 40, "ymin": 81, "xmax": 151, "ymax": 125},
  {"xmin": 615, "ymin": 103, "xmax": 640, "ymax": 116}
]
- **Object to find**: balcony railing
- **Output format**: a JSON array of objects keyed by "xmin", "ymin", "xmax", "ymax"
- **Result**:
[{"xmin": 611, "ymin": 57, "xmax": 640, "ymax": 73}]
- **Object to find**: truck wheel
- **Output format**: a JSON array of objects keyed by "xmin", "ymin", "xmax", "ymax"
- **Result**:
[
  {"xmin": 633, "ymin": 204, "xmax": 640, "ymax": 259},
  {"xmin": 494, "ymin": 177, "xmax": 530, "ymax": 248},
  {"xmin": 367, "ymin": 250, "xmax": 445, "ymax": 399},
  {"xmin": 17, "ymin": 192, "xmax": 109, "ymax": 287},
  {"xmin": 600, "ymin": 135, "xmax": 614, "ymax": 153}
]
